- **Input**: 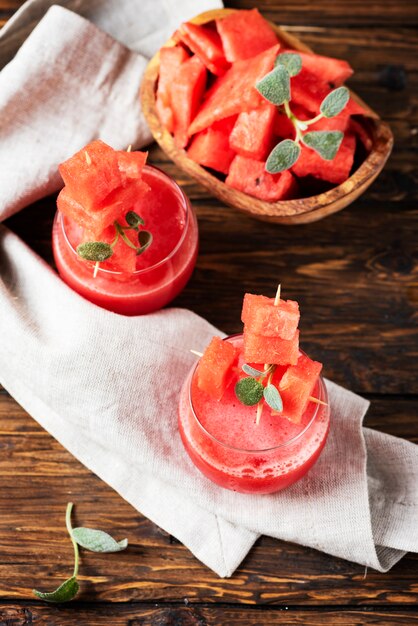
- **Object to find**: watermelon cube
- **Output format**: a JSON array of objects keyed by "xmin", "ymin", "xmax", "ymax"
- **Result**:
[
  {"xmin": 229, "ymin": 102, "xmax": 276, "ymax": 160},
  {"xmin": 216, "ymin": 9, "xmax": 279, "ymax": 62},
  {"xmin": 187, "ymin": 116, "xmax": 237, "ymax": 174},
  {"xmin": 242, "ymin": 294, "xmax": 300, "ymax": 340},
  {"xmin": 177, "ymin": 22, "xmax": 229, "ymax": 76},
  {"xmin": 117, "ymin": 150, "xmax": 148, "ymax": 183},
  {"xmin": 156, "ymin": 46, "xmax": 189, "ymax": 133},
  {"xmin": 58, "ymin": 179, "xmax": 150, "ymax": 237},
  {"xmin": 196, "ymin": 336, "xmax": 239, "ymax": 400},
  {"xmin": 188, "ymin": 44, "xmax": 280, "ymax": 136},
  {"xmin": 279, "ymin": 353, "xmax": 323, "ymax": 423},
  {"xmin": 292, "ymin": 132, "xmax": 356, "ymax": 185},
  {"xmin": 226, "ymin": 154, "xmax": 298, "ymax": 201},
  {"xmin": 59, "ymin": 140, "xmax": 122, "ymax": 210},
  {"xmin": 282, "ymin": 50, "xmax": 353, "ymax": 87},
  {"xmin": 243, "ymin": 329, "xmax": 300, "ymax": 366},
  {"xmin": 171, "ymin": 55, "xmax": 207, "ymax": 149}
]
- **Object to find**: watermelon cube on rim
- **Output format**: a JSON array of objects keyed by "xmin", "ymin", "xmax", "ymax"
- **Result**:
[
  {"xmin": 278, "ymin": 353, "xmax": 323, "ymax": 423},
  {"xmin": 242, "ymin": 294, "xmax": 300, "ymax": 340},
  {"xmin": 177, "ymin": 22, "xmax": 229, "ymax": 76},
  {"xmin": 196, "ymin": 336, "xmax": 239, "ymax": 401},
  {"xmin": 59, "ymin": 140, "xmax": 122, "ymax": 211},
  {"xmin": 243, "ymin": 329, "xmax": 300, "ymax": 366},
  {"xmin": 187, "ymin": 116, "xmax": 237, "ymax": 174},
  {"xmin": 216, "ymin": 9, "xmax": 279, "ymax": 62},
  {"xmin": 226, "ymin": 154, "xmax": 298, "ymax": 201},
  {"xmin": 188, "ymin": 44, "xmax": 280, "ymax": 136},
  {"xmin": 57, "ymin": 179, "xmax": 150, "ymax": 238}
]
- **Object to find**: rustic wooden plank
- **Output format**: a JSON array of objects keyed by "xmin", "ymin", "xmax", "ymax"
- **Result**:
[
  {"xmin": 0, "ymin": 393, "xmax": 417, "ymax": 605},
  {"xmin": 227, "ymin": 0, "xmax": 418, "ymax": 27},
  {"xmin": 1, "ymin": 603, "xmax": 418, "ymax": 625}
]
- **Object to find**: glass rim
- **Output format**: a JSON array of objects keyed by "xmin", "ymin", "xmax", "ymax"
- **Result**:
[
  {"xmin": 187, "ymin": 334, "xmax": 328, "ymax": 454},
  {"xmin": 57, "ymin": 164, "xmax": 192, "ymax": 277}
]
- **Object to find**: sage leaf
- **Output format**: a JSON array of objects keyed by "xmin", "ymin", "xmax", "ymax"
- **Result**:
[
  {"xmin": 242, "ymin": 364, "xmax": 265, "ymax": 377},
  {"xmin": 263, "ymin": 384, "xmax": 283, "ymax": 412},
  {"xmin": 275, "ymin": 52, "xmax": 302, "ymax": 77},
  {"xmin": 72, "ymin": 527, "xmax": 128, "ymax": 553},
  {"xmin": 33, "ymin": 576, "xmax": 79, "ymax": 604},
  {"xmin": 235, "ymin": 377, "xmax": 264, "ymax": 406},
  {"xmin": 137, "ymin": 230, "xmax": 153, "ymax": 256},
  {"xmin": 256, "ymin": 65, "xmax": 290, "ymax": 106},
  {"xmin": 302, "ymin": 130, "xmax": 344, "ymax": 160},
  {"xmin": 266, "ymin": 139, "xmax": 301, "ymax": 173},
  {"xmin": 76, "ymin": 241, "xmax": 113, "ymax": 262},
  {"xmin": 320, "ymin": 86, "xmax": 350, "ymax": 118},
  {"xmin": 126, "ymin": 211, "xmax": 145, "ymax": 229}
]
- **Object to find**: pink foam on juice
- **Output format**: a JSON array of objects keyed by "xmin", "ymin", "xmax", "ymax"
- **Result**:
[{"xmin": 178, "ymin": 335, "xmax": 330, "ymax": 494}]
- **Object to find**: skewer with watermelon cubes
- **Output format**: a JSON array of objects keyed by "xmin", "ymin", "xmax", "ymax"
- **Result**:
[{"xmin": 192, "ymin": 285, "xmax": 327, "ymax": 426}]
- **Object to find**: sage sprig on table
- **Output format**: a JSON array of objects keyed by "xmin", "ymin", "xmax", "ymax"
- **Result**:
[
  {"xmin": 33, "ymin": 502, "xmax": 128, "ymax": 603},
  {"xmin": 76, "ymin": 210, "xmax": 153, "ymax": 277},
  {"xmin": 255, "ymin": 52, "xmax": 350, "ymax": 173}
]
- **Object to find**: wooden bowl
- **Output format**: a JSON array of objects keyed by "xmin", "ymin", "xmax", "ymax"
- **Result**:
[{"xmin": 141, "ymin": 8, "xmax": 394, "ymax": 224}]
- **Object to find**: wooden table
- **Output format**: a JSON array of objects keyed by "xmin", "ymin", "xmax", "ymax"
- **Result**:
[{"xmin": 1, "ymin": 1, "xmax": 417, "ymax": 624}]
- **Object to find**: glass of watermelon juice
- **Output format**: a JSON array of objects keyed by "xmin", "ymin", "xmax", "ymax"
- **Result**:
[
  {"xmin": 178, "ymin": 335, "xmax": 330, "ymax": 495},
  {"xmin": 52, "ymin": 165, "xmax": 198, "ymax": 315}
]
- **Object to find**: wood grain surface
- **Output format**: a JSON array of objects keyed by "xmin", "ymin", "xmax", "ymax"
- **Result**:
[{"xmin": 1, "ymin": 0, "xmax": 417, "ymax": 624}]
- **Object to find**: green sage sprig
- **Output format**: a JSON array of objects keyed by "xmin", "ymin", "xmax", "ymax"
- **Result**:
[
  {"xmin": 235, "ymin": 363, "xmax": 283, "ymax": 417},
  {"xmin": 255, "ymin": 52, "xmax": 350, "ymax": 173},
  {"xmin": 33, "ymin": 502, "xmax": 128, "ymax": 603},
  {"xmin": 76, "ymin": 210, "xmax": 153, "ymax": 277}
]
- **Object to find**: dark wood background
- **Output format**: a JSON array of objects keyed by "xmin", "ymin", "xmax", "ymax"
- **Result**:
[{"xmin": 1, "ymin": 1, "xmax": 417, "ymax": 624}]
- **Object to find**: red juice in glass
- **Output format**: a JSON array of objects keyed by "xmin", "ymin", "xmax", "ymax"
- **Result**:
[
  {"xmin": 178, "ymin": 335, "xmax": 330, "ymax": 494},
  {"xmin": 52, "ymin": 165, "xmax": 198, "ymax": 315}
]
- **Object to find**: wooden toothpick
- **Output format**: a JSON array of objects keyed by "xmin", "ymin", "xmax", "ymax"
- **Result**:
[
  {"xmin": 190, "ymin": 349, "xmax": 203, "ymax": 358},
  {"xmin": 126, "ymin": 144, "xmax": 132, "ymax": 152},
  {"xmin": 85, "ymin": 151, "xmax": 92, "ymax": 165}
]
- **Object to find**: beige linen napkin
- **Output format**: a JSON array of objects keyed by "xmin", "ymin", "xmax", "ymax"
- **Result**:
[{"xmin": 0, "ymin": 3, "xmax": 417, "ymax": 577}]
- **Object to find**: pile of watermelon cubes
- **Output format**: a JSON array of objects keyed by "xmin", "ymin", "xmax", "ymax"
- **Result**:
[
  {"xmin": 57, "ymin": 140, "xmax": 149, "ymax": 273},
  {"xmin": 156, "ymin": 8, "xmax": 372, "ymax": 201},
  {"xmin": 196, "ymin": 292, "xmax": 323, "ymax": 423}
]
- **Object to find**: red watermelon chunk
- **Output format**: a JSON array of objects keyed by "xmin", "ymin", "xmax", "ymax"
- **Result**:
[
  {"xmin": 291, "ymin": 70, "xmax": 366, "ymax": 118},
  {"xmin": 226, "ymin": 154, "xmax": 298, "ymax": 201},
  {"xmin": 292, "ymin": 132, "xmax": 356, "ymax": 185},
  {"xmin": 242, "ymin": 294, "xmax": 300, "ymax": 340},
  {"xmin": 58, "ymin": 180, "xmax": 150, "ymax": 238},
  {"xmin": 188, "ymin": 44, "xmax": 280, "ymax": 136},
  {"xmin": 229, "ymin": 102, "xmax": 276, "ymax": 160},
  {"xmin": 279, "ymin": 353, "xmax": 323, "ymax": 423},
  {"xmin": 156, "ymin": 46, "xmax": 189, "ymax": 133},
  {"xmin": 187, "ymin": 116, "xmax": 237, "ymax": 174},
  {"xmin": 59, "ymin": 140, "xmax": 122, "ymax": 210},
  {"xmin": 196, "ymin": 336, "xmax": 239, "ymax": 400},
  {"xmin": 243, "ymin": 329, "xmax": 300, "ymax": 366},
  {"xmin": 171, "ymin": 55, "xmax": 207, "ymax": 148},
  {"xmin": 282, "ymin": 50, "xmax": 353, "ymax": 86},
  {"xmin": 117, "ymin": 151, "xmax": 148, "ymax": 183},
  {"xmin": 177, "ymin": 22, "xmax": 229, "ymax": 76},
  {"xmin": 216, "ymin": 9, "xmax": 279, "ymax": 62}
]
